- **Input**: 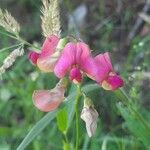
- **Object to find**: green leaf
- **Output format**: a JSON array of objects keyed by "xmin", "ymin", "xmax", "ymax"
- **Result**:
[
  {"xmin": 56, "ymin": 108, "xmax": 67, "ymax": 133},
  {"xmin": 17, "ymin": 110, "xmax": 57, "ymax": 150},
  {"xmin": 117, "ymin": 103, "xmax": 150, "ymax": 149}
]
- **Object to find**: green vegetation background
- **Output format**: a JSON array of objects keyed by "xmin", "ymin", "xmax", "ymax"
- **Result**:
[{"xmin": 0, "ymin": 0, "xmax": 150, "ymax": 149}]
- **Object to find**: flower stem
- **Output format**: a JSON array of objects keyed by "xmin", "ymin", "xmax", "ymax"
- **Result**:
[
  {"xmin": 0, "ymin": 43, "xmax": 22, "ymax": 52},
  {"xmin": 63, "ymin": 132, "xmax": 69, "ymax": 150},
  {"xmin": 0, "ymin": 30, "xmax": 40, "ymax": 50},
  {"xmin": 75, "ymin": 84, "xmax": 81, "ymax": 150}
]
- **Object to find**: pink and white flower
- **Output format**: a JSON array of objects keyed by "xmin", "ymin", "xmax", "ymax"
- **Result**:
[
  {"xmin": 54, "ymin": 42, "xmax": 96, "ymax": 84},
  {"xmin": 28, "ymin": 35, "xmax": 59, "ymax": 72},
  {"xmin": 94, "ymin": 52, "xmax": 124, "ymax": 90},
  {"xmin": 32, "ymin": 78, "xmax": 67, "ymax": 112}
]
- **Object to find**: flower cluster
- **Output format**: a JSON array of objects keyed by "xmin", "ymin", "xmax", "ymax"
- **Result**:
[
  {"xmin": 29, "ymin": 35, "xmax": 124, "ymax": 90},
  {"xmin": 28, "ymin": 35, "xmax": 124, "ymax": 137}
]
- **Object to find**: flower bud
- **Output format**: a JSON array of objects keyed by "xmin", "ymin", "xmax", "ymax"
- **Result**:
[
  {"xmin": 56, "ymin": 37, "xmax": 69, "ymax": 50},
  {"xmin": 80, "ymin": 97, "xmax": 98, "ymax": 137}
]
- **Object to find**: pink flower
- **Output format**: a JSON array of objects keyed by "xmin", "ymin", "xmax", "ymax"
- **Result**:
[
  {"xmin": 28, "ymin": 35, "xmax": 59, "ymax": 72},
  {"xmin": 32, "ymin": 78, "xmax": 67, "ymax": 112},
  {"xmin": 94, "ymin": 52, "xmax": 124, "ymax": 90},
  {"xmin": 54, "ymin": 42, "xmax": 96, "ymax": 83}
]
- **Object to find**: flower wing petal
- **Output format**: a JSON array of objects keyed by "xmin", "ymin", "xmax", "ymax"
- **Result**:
[
  {"xmin": 28, "ymin": 51, "xmax": 40, "ymax": 65},
  {"xmin": 80, "ymin": 57, "xmax": 97, "ymax": 80}
]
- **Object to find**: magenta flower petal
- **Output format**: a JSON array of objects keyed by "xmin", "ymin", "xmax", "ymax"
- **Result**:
[
  {"xmin": 103, "ymin": 52, "xmax": 113, "ymax": 70},
  {"xmin": 28, "ymin": 51, "xmax": 40, "ymax": 65},
  {"xmin": 80, "ymin": 57, "xmax": 97, "ymax": 80},
  {"xmin": 76, "ymin": 42, "xmax": 91, "ymax": 63},
  {"xmin": 94, "ymin": 53, "xmax": 113, "ymax": 83},
  {"xmin": 69, "ymin": 67, "xmax": 82, "ymax": 83},
  {"xmin": 32, "ymin": 90, "xmax": 64, "ymax": 112},
  {"xmin": 40, "ymin": 35, "xmax": 59, "ymax": 58},
  {"xmin": 54, "ymin": 43, "xmax": 76, "ymax": 78},
  {"xmin": 106, "ymin": 74, "xmax": 124, "ymax": 90}
]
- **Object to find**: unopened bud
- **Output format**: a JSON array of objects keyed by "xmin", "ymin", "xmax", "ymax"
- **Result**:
[
  {"xmin": 80, "ymin": 97, "xmax": 98, "ymax": 137},
  {"xmin": 56, "ymin": 37, "xmax": 68, "ymax": 50}
]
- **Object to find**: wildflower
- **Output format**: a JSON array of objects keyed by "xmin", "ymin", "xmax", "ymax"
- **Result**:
[
  {"xmin": 54, "ymin": 42, "xmax": 96, "ymax": 84},
  {"xmin": 94, "ymin": 52, "xmax": 124, "ymax": 90},
  {"xmin": 32, "ymin": 78, "xmax": 68, "ymax": 112},
  {"xmin": 28, "ymin": 35, "xmax": 59, "ymax": 72},
  {"xmin": 80, "ymin": 96, "xmax": 98, "ymax": 137}
]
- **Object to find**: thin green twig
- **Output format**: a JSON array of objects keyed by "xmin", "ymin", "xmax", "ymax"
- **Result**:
[
  {"xmin": 0, "ymin": 29, "xmax": 40, "ymax": 50},
  {"xmin": 0, "ymin": 43, "xmax": 22, "ymax": 52},
  {"xmin": 63, "ymin": 132, "xmax": 69, "ymax": 150}
]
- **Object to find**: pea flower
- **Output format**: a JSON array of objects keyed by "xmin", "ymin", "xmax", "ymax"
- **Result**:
[
  {"xmin": 94, "ymin": 52, "xmax": 124, "ymax": 90},
  {"xmin": 28, "ymin": 35, "xmax": 59, "ymax": 72},
  {"xmin": 54, "ymin": 42, "xmax": 96, "ymax": 84},
  {"xmin": 80, "ymin": 96, "xmax": 98, "ymax": 137},
  {"xmin": 32, "ymin": 78, "xmax": 68, "ymax": 112}
]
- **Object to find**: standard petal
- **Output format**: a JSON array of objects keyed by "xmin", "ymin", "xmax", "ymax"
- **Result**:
[
  {"xmin": 103, "ymin": 52, "xmax": 113, "ymax": 70},
  {"xmin": 54, "ymin": 43, "xmax": 76, "ymax": 78},
  {"xmin": 28, "ymin": 51, "xmax": 40, "ymax": 65},
  {"xmin": 94, "ymin": 53, "xmax": 113, "ymax": 83},
  {"xmin": 76, "ymin": 42, "xmax": 91, "ymax": 63},
  {"xmin": 40, "ymin": 35, "xmax": 59, "ymax": 58},
  {"xmin": 32, "ymin": 89, "xmax": 64, "ymax": 112}
]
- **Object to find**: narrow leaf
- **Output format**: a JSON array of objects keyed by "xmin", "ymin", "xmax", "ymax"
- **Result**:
[
  {"xmin": 17, "ymin": 110, "xmax": 57, "ymax": 150},
  {"xmin": 117, "ymin": 103, "xmax": 150, "ymax": 149}
]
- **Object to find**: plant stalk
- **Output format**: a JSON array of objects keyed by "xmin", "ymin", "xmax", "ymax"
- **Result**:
[
  {"xmin": 0, "ymin": 30, "xmax": 40, "ymax": 50},
  {"xmin": 75, "ymin": 84, "xmax": 81, "ymax": 150}
]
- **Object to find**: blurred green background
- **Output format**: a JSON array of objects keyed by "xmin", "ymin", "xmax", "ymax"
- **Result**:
[{"xmin": 0, "ymin": 0, "xmax": 150, "ymax": 149}]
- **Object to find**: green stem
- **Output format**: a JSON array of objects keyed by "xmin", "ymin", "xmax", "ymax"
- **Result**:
[
  {"xmin": 117, "ymin": 88, "xmax": 150, "ymax": 132},
  {"xmin": 75, "ymin": 84, "xmax": 81, "ymax": 150},
  {"xmin": 17, "ymin": 37, "xmax": 40, "ymax": 50},
  {"xmin": 63, "ymin": 132, "xmax": 69, "ymax": 150},
  {"xmin": 0, "ymin": 43, "xmax": 22, "ymax": 52},
  {"xmin": 0, "ymin": 30, "xmax": 17, "ymax": 39},
  {"xmin": 0, "ymin": 30, "xmax": 40, "ymax": 50},
  {"xmin": 64, "ymin": 133, "xmax": 69, "ymax": 144}
]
